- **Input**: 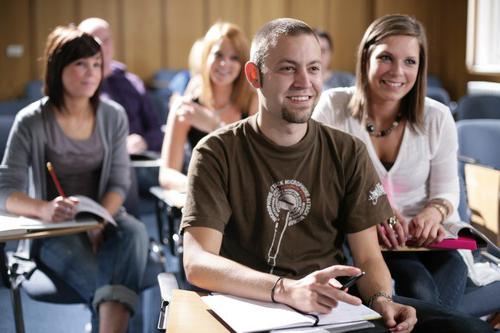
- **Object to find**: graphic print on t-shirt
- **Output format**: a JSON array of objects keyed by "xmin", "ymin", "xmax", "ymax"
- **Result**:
[{"xmin": 266, "ymin": 180, "xmax": 311, "ymax": 273}]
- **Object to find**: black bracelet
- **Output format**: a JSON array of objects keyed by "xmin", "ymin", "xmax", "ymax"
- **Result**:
[{"xmin": 271, "ymin": 276, "xmax": 283, "ymax": 303}]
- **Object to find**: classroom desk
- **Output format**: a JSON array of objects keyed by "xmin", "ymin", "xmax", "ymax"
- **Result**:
[
  {"xmin": 0, "ymin": 220, "xmax": 101, "ymax": 333},
  {"xmin": 159, "ymin": 288, "xmax": 389, "ymax": 333},
  {"xmin": 164, "ymin": 289, "xmax": 230, "ymax": 333},
  {"xmin": 149, "ymin": 186, "xmax": 186, "ymax": 255}
]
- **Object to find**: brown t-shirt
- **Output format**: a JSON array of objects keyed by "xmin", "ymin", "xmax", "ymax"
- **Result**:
[{"xmin": 181, "ymin": 115, "xmax": 392, "ymax": 278}]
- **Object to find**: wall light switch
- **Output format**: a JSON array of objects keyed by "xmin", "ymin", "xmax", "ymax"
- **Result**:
[{"xmin": 6, "ymin": 44, "xmax": 24, "ymax": 58}]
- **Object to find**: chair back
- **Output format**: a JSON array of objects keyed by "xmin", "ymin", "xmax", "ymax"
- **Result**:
[
  {"xmin": 457, "ymin": 119, "xmax": 500, "ymax": 169},
  {"xmin": 427, "ymin": 74, "xmax": 443, "ymax": 88},
  {"xmin": 456, "ymin": 119, "xmax": 500, "ymax": 221},
  {"xmin": 427, "ymin": 87, "xmax": 451, "ymax": 107},
  {"xmin": 456, "ymin": 94, "xmax": 500, "ymax": 120},
  {"xmin": 25, "ymin": 80, "xmax": 43, "ymax": 102},
  {"xmin": 0, "ymin": 115, "xmax": 15, "ymax": 161}
]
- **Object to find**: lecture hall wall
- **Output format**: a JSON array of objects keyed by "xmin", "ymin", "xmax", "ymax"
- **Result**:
[{"xmin": 1, "ymin": 0, "xmax": 499, "ymax": 101}]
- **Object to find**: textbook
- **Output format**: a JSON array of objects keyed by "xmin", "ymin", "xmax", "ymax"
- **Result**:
[
  {"xmin": 428, "ymin": 221, "xmax": 498, "ymax": 251},
  {"xmin": 0, "ymin": 195, "xmax": 115, "ymax": 237},
  {"xmin": 202, "ymin": 294, "xmax": 380, "ymax": 333}
]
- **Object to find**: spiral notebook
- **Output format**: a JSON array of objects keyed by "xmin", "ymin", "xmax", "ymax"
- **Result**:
[{"xmin": 202, "ymin": 294, "xmax": 380, "ymax": 333}]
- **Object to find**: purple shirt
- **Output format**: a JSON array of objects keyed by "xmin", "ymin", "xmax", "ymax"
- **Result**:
[{"xmin": 101, "ymin": 61, "xmax": 163, "ymax": 152}]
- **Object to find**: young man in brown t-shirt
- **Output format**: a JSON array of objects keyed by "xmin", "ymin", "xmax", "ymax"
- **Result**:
[{"xmin": 181, "ymin": 18, "xmax": 494, "ymax": 333}]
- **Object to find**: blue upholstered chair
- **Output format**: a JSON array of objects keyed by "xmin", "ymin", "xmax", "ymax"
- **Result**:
[
  {"xmin": 427, "ymin": 74, "xmax": 444, "ymax": 88},
  {"xmin": 427, "ymin": 87, "xmax": 451, "ymax": 107},
  {"xmin": 24, "ymin": 80, "xmax": 43, "ymax": 102},
  {"xmin": 456, "ymin": 94, "xmax": 500, "ymax": 120},
  {"xmin": 0, "ymin": 115, "xmax": 15, "ymax": 161},
  {"xmin": 455, "ymin": 119, "xmax": 500, "ymax": 317},
  {"xmin": 457, "ymin": 119, "xmax": 500, "ymax": 169},
  {"xmin": 168, "ymin": 70, "xmax": 191, "ymax": 95}
]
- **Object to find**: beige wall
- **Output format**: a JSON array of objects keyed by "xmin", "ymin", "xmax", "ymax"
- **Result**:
[{"xmin": 1, "ymin": 0, "xmax": 499, "ymax": 101}]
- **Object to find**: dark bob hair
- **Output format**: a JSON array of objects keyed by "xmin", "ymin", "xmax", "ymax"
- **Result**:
[{"xmin": 43, "ymin": 25, "xmax": 102, "ymax": 111}]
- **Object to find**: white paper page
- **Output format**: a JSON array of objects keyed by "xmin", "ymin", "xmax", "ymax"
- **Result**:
[
  {"xmin": 0, "ymin": 214, "xmax": 98, "ymax": 236},
  {"xmin": 203, "ymin": 294, "xmax": 381, "ymax": 333},
  {"xmin": 17, "ymin": 216, "xmax": 98, "ymax": 230},
  {"xmin": 202, "ymin": 294, "xmax": 313, "ymax": 333},
  {"xmin": 316, "ymin": 301, "xmax": 381, "ymax": 325},
  {"xmin": 271, "ymin": 320, "xmax": 374, "ymax": 333},
  {"xmin": 74, "ymin": 195, "xmax": 116, "ymax": 226},
  {"xmin": 0, "ymin": 222, "xmax": 26, "ymax": 237}
]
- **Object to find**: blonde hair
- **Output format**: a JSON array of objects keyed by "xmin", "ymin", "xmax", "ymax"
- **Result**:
[
  {"xmin": 199, "ymin": 22, "xmax": 253, "ymax": 113},
  {"xmin": 349, "ymin": 14, "xmax": 428, "ymax": 130}
]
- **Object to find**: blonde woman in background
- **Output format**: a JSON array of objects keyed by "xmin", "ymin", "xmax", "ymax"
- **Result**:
[{"xmin": 160, "ymin": 22, "xmax": 257, "ymax": 192}]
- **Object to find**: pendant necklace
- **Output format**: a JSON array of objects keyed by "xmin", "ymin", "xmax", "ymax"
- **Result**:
[{"xmin": 365, "ymin": 113, "xmax": 402, "ymax": 137}]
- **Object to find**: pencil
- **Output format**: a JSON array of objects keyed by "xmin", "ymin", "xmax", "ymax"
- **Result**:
[{"xmin": 46, "ymin": 162, "xmax": 66, "ymax": 197}]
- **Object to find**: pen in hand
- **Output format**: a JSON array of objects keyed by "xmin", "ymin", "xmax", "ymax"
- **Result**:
[
  {"xmin": 46, "ymin": 162, "xmax": 66, "ymax": 197},
  {"xmin": 339, "ymin": 271, "xmax": 366, "ymax": 290}
]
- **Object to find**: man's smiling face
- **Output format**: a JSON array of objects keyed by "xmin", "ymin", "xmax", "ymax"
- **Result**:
[{"xmin": 258, "ymin": 34, "xmax": 322, "ymax": 124}]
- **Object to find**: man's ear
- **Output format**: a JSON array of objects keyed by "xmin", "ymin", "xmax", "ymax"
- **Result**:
[{"xmin": 245, "ymin": 62, "xmax": 261, "ymax": 89}]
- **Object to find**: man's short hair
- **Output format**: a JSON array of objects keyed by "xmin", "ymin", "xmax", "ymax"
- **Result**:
[{"xmin": 250, "ymin": 18, "xmax": 317, "ymax": 70}]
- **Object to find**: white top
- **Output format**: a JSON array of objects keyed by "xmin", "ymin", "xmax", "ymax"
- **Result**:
[{"xmin": 312, "ymin": 87, "xmax": 460, "ymax": 222}]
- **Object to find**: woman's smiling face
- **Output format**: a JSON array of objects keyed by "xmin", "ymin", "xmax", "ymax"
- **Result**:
[{"xmin": 367, "ymin": 35, "xmax": 420, "ymax": 105}]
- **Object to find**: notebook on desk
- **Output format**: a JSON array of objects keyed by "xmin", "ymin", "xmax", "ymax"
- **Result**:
[
  {"xmin": 202, "ymin": 294, "xmax": 380, "ymax": 333},
  {"xmin": 0, "ymin": 215, "xmax": 99, "ymax": 238}
]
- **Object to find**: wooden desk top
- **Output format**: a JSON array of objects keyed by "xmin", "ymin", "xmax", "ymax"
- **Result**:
[
  {"xmin": 149, "ymin": 186, "xmax": 186, "ymax": 209},
  {"xmin": 167, "ymin": 290, "xmax": 229, "ymax": 333},
  {"xmin": 0, "ymin": 222, "xmax": 101, "ymax": 242}
]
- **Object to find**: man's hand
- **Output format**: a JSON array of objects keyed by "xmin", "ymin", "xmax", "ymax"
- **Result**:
[
  {"xmin": 408, "ymin": 207, "xmax": 446, "ymax": 247},
  {"xmin": 372, "ymin": 298, "xmax": 417, "ymax": 333},
  {"xmin": 127, "ymin": 133, "xmax": 148, "ymax": 154},
  {"xmin": 40, "ymin": 196, "xmax": 79, "ymax": 222},
  {"xmin": 275, "ymin": 265, "xmax": 363, "ymax": 314}
]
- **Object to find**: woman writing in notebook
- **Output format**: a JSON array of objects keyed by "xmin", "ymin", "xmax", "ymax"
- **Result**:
[
  {"xmin": 159, "ymin": 21, "xmax": 257, "ymax": 192},
  {"xmin": 313, "ymin": 14, "xmax": 467, "ymax": 309},
  {"xmin": 0, "ymin": 26, "xmax": 148, "ymax": 332}
]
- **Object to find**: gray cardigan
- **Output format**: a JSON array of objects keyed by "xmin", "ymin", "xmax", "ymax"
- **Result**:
[{"xmin": 0, "ymin": 97, "xmax": 131, "ymax": 211}]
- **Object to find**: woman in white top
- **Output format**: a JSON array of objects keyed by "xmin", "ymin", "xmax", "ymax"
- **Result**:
[{"xmin": 313, "ymin": 14, "xmax": 467, "ymax": 309}]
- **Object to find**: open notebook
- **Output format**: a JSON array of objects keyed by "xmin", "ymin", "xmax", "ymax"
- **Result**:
[
  {"xmin": 0, "ymin": 195, "xmax": 115, "ymax": 237},
  {"xmin": 202, "ymin": 294, "xmax": 380, "ymax": 333}
]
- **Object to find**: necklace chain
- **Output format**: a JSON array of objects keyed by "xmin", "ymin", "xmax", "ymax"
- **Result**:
[{"xmin": 365, "ymin": 114, "xmax": 402, "ymax": 137}]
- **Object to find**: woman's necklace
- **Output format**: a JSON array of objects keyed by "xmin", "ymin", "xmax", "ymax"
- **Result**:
[
  {"xmin": 213, "ymin": 99, "xmax": 232, "ymax": 115},
  {"xmin": 365, "ymin": 113, "xmax": 402, "ymax": 137}
]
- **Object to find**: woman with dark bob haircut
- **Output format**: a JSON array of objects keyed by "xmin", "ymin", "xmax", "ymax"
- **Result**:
[
  {"xmin": 0, "ymin": 25, "xmax": 148, "ymax": 332},
  {"xmin": 314, "ymin": 14, "xmax": 467, "ymax": 310}
]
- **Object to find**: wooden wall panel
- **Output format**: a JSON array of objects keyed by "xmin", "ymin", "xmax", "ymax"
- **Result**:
[
  {"xmin": 164, "ymin": 0, "xmax": 206, "ymax": 69},
  {"xmin": 33, "ymin": 0, "xmax": 77, "ymax": 78},
  {"xmin": 435, "ymin": 0, "xmax": 469, "ymax": 99},
  {"xmin": 247, "ymin": 0, "xmax": 287, "ymax": 37},
  {"xmin": 206, "ymin": 0, "xmax": 249, "ymax": 36},
  {"xmin": 76, "ymin": 0, "xmax": 122, "ymax": 59},
  {"xmin": 0, "ymin": 0, "xmax": 31, "ymax": 100},
  {"xmin": 288, "ymin": 0, "xmax": 328, "ymax": 29},
  {"xmin": 328, "ymin": 0, "xmax": 373, "ymax": 72},
  {"xmin": 2, "ymin": 0, "xmax": 499, "ymax": 101},
  {"xmin": 122, "ymin": 0, "xmax": 163, "ymax": 79}
]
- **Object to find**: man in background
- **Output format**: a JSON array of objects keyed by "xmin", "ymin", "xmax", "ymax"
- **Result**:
[
  {"xmin": 79, "ymin": 17, "xmax": 163, "ymax": 155},
  {"xmin": 314, "ymin": 28, "xmax": 356, "ymax": 90}
]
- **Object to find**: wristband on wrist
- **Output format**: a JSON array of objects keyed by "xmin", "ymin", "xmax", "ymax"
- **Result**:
[
  {"xmin": 427, "ymin": 198, "xmax": 451, "ymax": 215},
  {"xmin": 367, "ymin": 291, "xmax": 392, "ymax": 309},
  {"xmin": 271, "ymin": 276, "xmax": 283, "ymax": 303},
  {"xmin": 426, "ymin": 202, "xmax": 447, "ymax": 223}
]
